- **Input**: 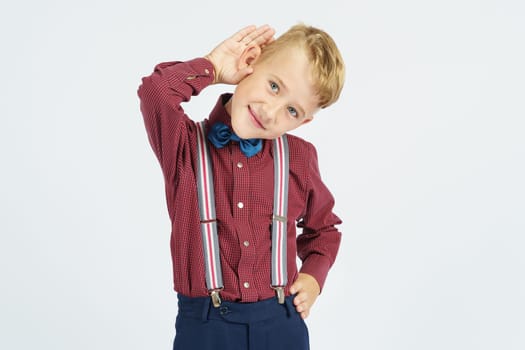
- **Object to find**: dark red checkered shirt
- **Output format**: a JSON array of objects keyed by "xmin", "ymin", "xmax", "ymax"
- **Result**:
[{"xmin": 138, "ymin": 58, "xmax": 342, "ymax": 302}]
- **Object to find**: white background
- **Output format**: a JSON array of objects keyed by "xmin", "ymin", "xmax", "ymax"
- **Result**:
[{"xmin": 1, "ymin": 0, "xmax": 524, "ymax": 349}]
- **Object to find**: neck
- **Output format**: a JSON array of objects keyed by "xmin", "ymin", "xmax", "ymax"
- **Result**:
[{"xmin": 224, "ymin": 96, "xmax": 233, "ymax": 116}]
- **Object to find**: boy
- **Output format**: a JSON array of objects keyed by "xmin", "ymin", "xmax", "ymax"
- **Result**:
[{"xmin": 138, "ymin": 24, "xmax": 345, "ymax": 350}]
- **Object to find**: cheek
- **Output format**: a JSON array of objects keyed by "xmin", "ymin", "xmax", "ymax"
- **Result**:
[{"xmin": 287, "ymin": 119, "xmax": 306, "ymax": 131}]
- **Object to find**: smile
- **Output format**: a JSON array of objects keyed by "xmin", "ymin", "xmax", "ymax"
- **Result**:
[{"xmin": 248, "ymin": 106, "xmax": 265, "ymax": 129}]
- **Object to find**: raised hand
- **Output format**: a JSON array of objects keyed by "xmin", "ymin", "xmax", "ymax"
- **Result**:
[{"xmin": 205, "ymin": 24, "xmax": 275, "ymax": 85}]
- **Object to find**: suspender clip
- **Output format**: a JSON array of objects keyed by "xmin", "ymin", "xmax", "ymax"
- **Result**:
[
  {"xmin": 272, "ymin": 214, "xmax": 287, "ymax": 223},
  {"xmin": 209, "ymin": 289, "xmax": 222, "ymax": 308},
  {"xmin": 272, "ymin": 286, "xmax": 286, "ymax": 304}
]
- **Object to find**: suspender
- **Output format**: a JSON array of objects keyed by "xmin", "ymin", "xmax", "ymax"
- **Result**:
[
  {"xmin": 270, "ymin": 135, "xmax": 289, "ymax": 303},
  {"xmin": 195, "ymin": 122, "xmax": 224, "ymax": 306},
  {"xmin": 195, "ymin": 121, "xmax": 289, "ymax": 307}
]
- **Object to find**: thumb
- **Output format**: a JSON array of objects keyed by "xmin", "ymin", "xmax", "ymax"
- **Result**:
[{"xmin": 290, "ymin": 280, "xmax": 301, "ymax": 295}]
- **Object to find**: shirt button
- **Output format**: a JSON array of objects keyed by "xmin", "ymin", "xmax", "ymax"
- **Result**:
[
  {"xmin": 237, "ymin": 202, "xmax": 244, "ymax": 209},
  {"xmin": 243, "ymin": 282, "xmax": 250, "ymax": 288},
  {"xmin": 204, "ymin": 68, "xmax": 210, "ymax": 74},
  {"xmin": 237, "ymin": 162, "xmax": 243, "ymax": 168},
  {"xmin": 243, "ymin": 241, "xmax": 250, "ymax": 247}
]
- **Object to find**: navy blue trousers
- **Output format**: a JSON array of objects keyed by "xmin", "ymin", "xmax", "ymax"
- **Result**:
[{"xmin": 173, "ymin": 294, "xmax": 310, "ymax": 350}]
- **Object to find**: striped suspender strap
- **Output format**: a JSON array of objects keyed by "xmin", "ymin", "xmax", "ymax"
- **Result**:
[
  {"xmin": 195, "ymin": 122, "xmax": 224, "ymax": 307},
  {"xmin": 271, "ymin": 134, "xmax": 289, "ymax": 304},
  {"xmin": 195, "ymin": 121, "xmax": 289, "ymax": 306}
]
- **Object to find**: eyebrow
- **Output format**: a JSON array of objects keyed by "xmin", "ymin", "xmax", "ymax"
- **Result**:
[{"xmin": 271, "ymin": 74, "xmax": 307, "ymax": 118}]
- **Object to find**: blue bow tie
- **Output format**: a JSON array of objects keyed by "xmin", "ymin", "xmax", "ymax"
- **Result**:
[{"xmin": 207, "ymin": 122, "xmax": 262, "ymax": 158}]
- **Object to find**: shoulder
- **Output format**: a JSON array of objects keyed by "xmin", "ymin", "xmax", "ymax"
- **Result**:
[{"xmin": 283, "ymin": 133, "xmax": 318, "ymax": 161}]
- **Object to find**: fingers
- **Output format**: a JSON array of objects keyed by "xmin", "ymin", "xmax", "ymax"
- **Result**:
[
  {"xmin": 231, "ymin": 25, "xmax": 257, "ymax": 41},
  {"xmin": 250, "ymin": 27, "xmax": 275, "ymax": 47},
  {"xmin": 290, "ymin": 274, "xmax": 320, "ymax": 319},
  {"xmin": 291, "ymin": 282, "xmax": 310, "ymax": 317},
  {"xmin": 233, "ymin": 24, "xmax": 275, "ymax": 48},
  {"xmin": 293, "ymin": 291, "xmax": 311, "ymax": 319}
]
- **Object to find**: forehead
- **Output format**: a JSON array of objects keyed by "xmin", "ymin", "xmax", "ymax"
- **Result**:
[{"xmin": 257, "ymin": 48, "xmax": 320, "ymax": 114}]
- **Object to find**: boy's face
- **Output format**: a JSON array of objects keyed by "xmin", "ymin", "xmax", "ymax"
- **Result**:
[{"xmin": 226, "ymin": 47, "xmax": 319, "ymax": 140}]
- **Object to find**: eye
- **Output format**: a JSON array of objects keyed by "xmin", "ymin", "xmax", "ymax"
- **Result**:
[
  {"xmin": 269, "ymin": 81, "xmax": 279, "ymax": 93},
  {"xmin": 287, "ymin": 106, "xmax": 298, "ymax": 118}
]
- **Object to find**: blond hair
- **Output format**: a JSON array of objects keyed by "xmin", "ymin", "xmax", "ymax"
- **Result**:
[{"xmin": 258, "ymin": 23, "xmax": 345, "ymax": 109}]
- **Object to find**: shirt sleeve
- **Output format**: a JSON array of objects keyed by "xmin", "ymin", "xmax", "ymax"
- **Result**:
[
  {"xmin": 137, "ymin": 58, "xmax": 214, "ymax": 179},
  {"xmin": 296, "ymin": 142, "xmax": 342, "ymax": 291}
]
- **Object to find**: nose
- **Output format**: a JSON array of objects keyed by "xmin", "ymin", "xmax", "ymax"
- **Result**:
[{"xmin": 262, "ymin": 102, "xmax": 281, "ymax": 123}]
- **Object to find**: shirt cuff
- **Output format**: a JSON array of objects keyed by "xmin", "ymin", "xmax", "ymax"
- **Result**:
[
  {"xmin": 186, "ymin": 57, "xmax": 215, "ymax": 88},
  {"xmin": 299, "ymin": 254, "xmax": 332, "ymax": 292},
  {"xmin": 153, "ymin": 57, "xmax": 215, "ymax": 96}
]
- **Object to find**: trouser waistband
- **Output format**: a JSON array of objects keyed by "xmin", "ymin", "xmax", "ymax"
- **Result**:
[{"xmin": 177, "ymin": 294, "xmax": 296, "ymax": 324}]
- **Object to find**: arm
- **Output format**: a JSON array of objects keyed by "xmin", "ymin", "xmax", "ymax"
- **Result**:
[
  {"xmin": 291, "ymin": 143, "xmax": 342, "ymax": 319},
  {"xmin": 137, "ymin": 25, "xmax": 275, "ymax": 177},
  {"xmin": 138, "ymin": 59, "xmax": 214, "ymax": 171}
]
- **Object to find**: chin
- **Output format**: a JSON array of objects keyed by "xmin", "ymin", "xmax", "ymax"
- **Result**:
[
  {"xmin": 229, "ymin": 115, "xmax": 251, "ymax": 137},
  {"xmin": 230, "ymin": 119, "xmax": 249, "ymax": 139},
  {"xmin": 236, "ymin": 129, "xmax": 258, "ymax": 140}
]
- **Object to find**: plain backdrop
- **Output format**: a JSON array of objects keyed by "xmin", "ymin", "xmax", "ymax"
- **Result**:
[{"xmin": 1, "ymin": 0, "xmax": 524, "ymax": 349}]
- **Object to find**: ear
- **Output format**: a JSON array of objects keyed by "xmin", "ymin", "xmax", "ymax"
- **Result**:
[
  {"xmin": 301, "ymin": 116, "xmax": 314, "ymax": 125},
  {"xmin": 238, "ymin": 45, "xmax": 262, "ymax": 70}
]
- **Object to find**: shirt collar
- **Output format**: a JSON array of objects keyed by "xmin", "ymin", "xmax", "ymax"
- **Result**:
[{"xmin": 208, "ymin": 93, "xmax": 233, "ymax": 128}]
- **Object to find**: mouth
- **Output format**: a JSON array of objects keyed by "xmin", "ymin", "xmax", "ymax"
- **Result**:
[{"xmin": 248, "ymin": 105, "xmax": 265, "ymax": 129}]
